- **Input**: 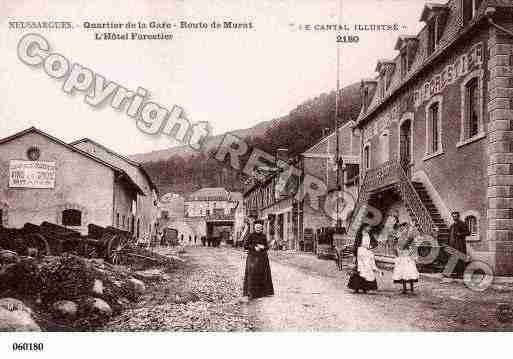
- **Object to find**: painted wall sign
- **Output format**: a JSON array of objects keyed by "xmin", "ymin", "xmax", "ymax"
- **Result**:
[
  {"xmin": 414, "ymin": 42, "xmax": 483, "ymax": 108},
  {"xmin": 363, "ymin": 101, "xmax": 402, "ymax": 142},
  {"xmin": 9, "ymin": 160, "xmax": 56, "ymax": 189}
]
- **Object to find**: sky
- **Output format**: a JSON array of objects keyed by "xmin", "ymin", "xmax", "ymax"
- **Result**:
[{"xmin": 0, "ymin": 0, "xmax": 427, "ymax": 155}]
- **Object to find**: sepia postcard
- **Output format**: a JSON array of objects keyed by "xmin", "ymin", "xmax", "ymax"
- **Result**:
[{"xmin": 1, "ymin": 0, "xmax": 513, "ymax": 357}]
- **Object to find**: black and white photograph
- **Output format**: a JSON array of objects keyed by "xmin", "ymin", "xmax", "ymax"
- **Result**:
[{"xmin": 0, "ymin": 0, "xmax": 513, "ymax": 357}]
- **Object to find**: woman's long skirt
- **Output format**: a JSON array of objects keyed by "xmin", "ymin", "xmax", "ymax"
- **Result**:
[
  {"xmin": 347, "ymin": 272, "xmax": 378, "ymax": 292},
  {"xmin": 243, "ymin": 252, "xmax": 274, "ymax": 299}
]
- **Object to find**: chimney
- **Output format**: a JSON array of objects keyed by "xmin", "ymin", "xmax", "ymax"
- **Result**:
[{"xmin": 360, "ymin": 78, "xmax": 378, "ymax": 112}]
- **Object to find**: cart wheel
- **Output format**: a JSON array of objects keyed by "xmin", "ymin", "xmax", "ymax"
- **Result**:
[
  {"xmin": 82, "ymin": 243, "xmax": 99, "ymax": 259},
  {"xmin": 106, "ymin": 235, "xmax": 128, "ymax": 265},
  {"xmin": 24, "ymin": 233, "xmax": 51, "ymax": 257}
]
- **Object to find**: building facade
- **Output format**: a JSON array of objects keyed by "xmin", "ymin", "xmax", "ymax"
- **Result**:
[
  {"xmin": 300, "ymin": 121, "xmax": 361, "ymax": 244},
  {"xmin": 185, "ymin": 187, "xmax": 243, "ymax": 242},
  {"xmin": 243, "ymin": 124, "xmax": 361, "ymax": 251},
  {"xmin": 353, "ymin": 0, "xmax": 513, "ymax": 273},
  {"xmin": 0, "ymin": 128, "xmax": 158, "ymax": 239},
  {"xmin": 71, "ymin": 138, "xmax": 159, "ymax": 241}
]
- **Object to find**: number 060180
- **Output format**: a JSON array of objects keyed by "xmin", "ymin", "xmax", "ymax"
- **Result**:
[{"xmin": 12, "ymin": 343, "xmax": 44, "ymax": 351}]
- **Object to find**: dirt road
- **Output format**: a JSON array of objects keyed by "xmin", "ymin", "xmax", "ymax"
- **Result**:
[{"xmin": 108, "ymin": 246, "xmax": 513, "ymax": 331}]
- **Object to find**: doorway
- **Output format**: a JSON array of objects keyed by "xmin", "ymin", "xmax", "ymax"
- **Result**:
[{"xmin": 399, "ymin": 119, "xmax": 412, "ymax": 177}]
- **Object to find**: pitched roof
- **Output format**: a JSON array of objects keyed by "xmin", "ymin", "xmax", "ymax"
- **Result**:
[
  {"xmin": 0, "ymin": 127, "xmax": 144, "ymax": 195},
  {"xmin": 187, "ymin": 187, "xmax": 231, "ymax": 201},
  {"xmin": 302, "ymin": 120, "xmax": 358, "ymax": 156},
  {"xmin": 70, "ymin": 137, "xmax": 158, "ymax": 193},
  {"xmin": 70, "ymin": 138, "xmax": 141, "ymax": 166},
  {"xmin": 356, "ymin": 0, "xmax": 509, "ymax": 127}
]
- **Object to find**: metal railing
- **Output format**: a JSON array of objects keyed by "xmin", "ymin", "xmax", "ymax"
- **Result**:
[
  {"xmin": 348, "ymin": 160, "xmax": 439, "ymax": 240},
  {"xmin": 394, "ymin": 162, "xmax": 439, "ymax": 237}
]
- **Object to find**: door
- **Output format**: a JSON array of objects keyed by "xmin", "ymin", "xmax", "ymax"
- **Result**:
[
  {"xmin": 400, "ymin": 120, "xmax": 412, "ymax": 177},
  {"xmin": 379, "ymin": 131, "xmax": 390, "ymax": 164}
]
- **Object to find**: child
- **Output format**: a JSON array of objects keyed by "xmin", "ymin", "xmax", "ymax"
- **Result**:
[{"xmin": 392, "ymin": 222, "xmax": 419, "ymax": 293}]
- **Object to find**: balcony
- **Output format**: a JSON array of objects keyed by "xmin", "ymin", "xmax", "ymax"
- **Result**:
[
  {"xmin": 205, "ymin": 209, "xmax": 236, "ymax": 222},
  {"xmin": 351, "ymin": 160, "xmax": 440, "ymax": 239},
  {"xmin": 364, "ymin": 160, "xmax": 401, "ymax": 193}
]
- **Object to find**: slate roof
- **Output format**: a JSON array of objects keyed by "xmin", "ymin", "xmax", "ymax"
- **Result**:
[{"xmin": 356, "ymin": 0, "xmax": 512, "ymax": 127}]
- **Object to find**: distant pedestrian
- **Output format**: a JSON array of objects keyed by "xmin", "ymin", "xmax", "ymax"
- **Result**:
[
  {"xmin": 448, "ymin": 211, "xmax": 470, "ymax": 278},
  {"xmin": 348, "ymin": 223, "xmax": 383, "ymax": 294},
  {"xmin": 392, "ymin": 222, "xmax": 419, "ymax": 294},
  {"xmin": 243, "ymin": 223, "xmax": 274, "ymax": 300}
]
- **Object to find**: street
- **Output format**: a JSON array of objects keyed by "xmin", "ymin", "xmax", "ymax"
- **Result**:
[{"xmin": 107, "ymin": 246, "xmax": 513, "ymax": 331}]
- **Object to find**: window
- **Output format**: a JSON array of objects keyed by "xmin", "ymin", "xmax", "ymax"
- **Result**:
[
  {"xmin": 427, "ymin": 16, "xmax": 443, "ymax": 55},
  {"xmin": 137, "ymin": 218, "xmax": 140, "ymax": 238},
  {"xmin": 363, "ymin": 144, "xmax": 371, "ymax": 171},
  {"xmin": 116, "ymin": 213, "xmax": 120, "ymax": 228},
  {"xmin": 466, "ymin": 78, "xmax": 479, "ymax": 138},
  {"xmin": 379, "ymin": 80, "xmax": 385, "ymax": 99},
  {"xmin": 122, "ymin": 215, "xmax": 126, "ymax": 228},
  {"xmin": 430, "ymin": 103, "xmax": 440, "ymax": 153},
  {"xmin": 379, "ymin": 131, "xmax": 390, "ymax": 164},
  {"xmin": 363, "ymin": 87, "xmax": 370, "ymax": 112},
  {"xmin": 463, "ymin": 0, "xmax": 482, "ymax": 24},
  {"xmin": 0, "ymin": 209, "xmax": 3, "ymax": 228},
  {"xmin": 401, "ymin": 51, "xmax": 408, "ymax": 78},
  {"xmin": 425, "ymin": 97, "xmax": 443, "ymax": 159},
  {"xmin": 131, "ymin": 200, "xmax": 137, "ymax": 215},
  {"xmin": 462, "ymin": 210, "xmax": 480, "ymax": 241},
  {"xmin": 459, "ymin": 71, "xmax": 484, "ymax": 147},
  {"xmin": 62, "ymin": 209, "xmax": 82, "ymax": 226},
  {"xmin": 465, "ymin": 215, "xmax": 478, "ymax": 236}
]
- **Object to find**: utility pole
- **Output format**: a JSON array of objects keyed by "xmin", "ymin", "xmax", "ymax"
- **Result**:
[{"xmin": 335, "ymin": 0, "xmax": 343, "ymax": 230}]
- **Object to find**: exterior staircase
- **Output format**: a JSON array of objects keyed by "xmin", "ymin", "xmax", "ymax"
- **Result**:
[
  {"xmin": 411, "ymin": 182, "xmax": 450, "ymax": 244},
  {"xmin": 349, "ymin": 161, "xmax": 449, "ymax": 245}
]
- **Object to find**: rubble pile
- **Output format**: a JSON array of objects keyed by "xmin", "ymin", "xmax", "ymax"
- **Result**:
[
  {"xmin": 0, "ymin": 248, "xmax": 178, "ymax": 331},
  {"xmin": 106, "ymin": 250, "xmax": 254, "ymax": 332}
]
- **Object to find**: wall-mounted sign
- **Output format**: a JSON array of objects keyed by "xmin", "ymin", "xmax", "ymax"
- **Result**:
[
  {"xmin": 414, "ymin": 42, "xmax": 483, "ymax": 108},
  {"xmin": 9, "ymin": 160, "xmax": 56, "ymax": 189}
]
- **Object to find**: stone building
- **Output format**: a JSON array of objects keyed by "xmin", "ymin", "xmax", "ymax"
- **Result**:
[
  {"xmin": 243, "ymin": 124, "xmax": 361, "ymax": 252},
  {"xmin": 353, "ymin": 0, "xmax": 513, "ymax": 273},
  {"xmin": 158, "ymin": 193, "xmax": 185, "ymax": 220},
  {"xmin": 185, "ymin": 188, "xmax": 242, "ymax": 242},
  {"xmin": 299, "ymin": 121, "xmax": 361, "ymax": 249},
  {"xmin": 0, "ymin": 127, "xmax": 158, "ymax": 240},
  {"xmin": 71, "ymin": 137, "xmax": 159, "ymax": 241}
]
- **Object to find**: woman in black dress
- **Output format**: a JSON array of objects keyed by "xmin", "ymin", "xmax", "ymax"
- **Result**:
[{"xmin": 243, "ymin": 223, "xmax": 274, "ymax": 299}]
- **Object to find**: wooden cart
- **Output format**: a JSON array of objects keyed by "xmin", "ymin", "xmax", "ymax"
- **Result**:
[{"xmin": 0, "ymin": 222, "xmax": 133, "ymax": 264}]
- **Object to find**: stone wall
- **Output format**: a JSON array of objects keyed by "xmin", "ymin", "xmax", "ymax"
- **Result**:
[{"xmin": 487, "ymin": 24, "xmax": 513, "ymax": 275}]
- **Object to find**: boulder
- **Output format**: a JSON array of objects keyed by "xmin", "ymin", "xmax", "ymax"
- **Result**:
[
  {"xmin": 0, "ymin": 250, "xmax": 19, "ymax": 265},
  {"xmin": 0, "ymin": 308, "xmax": 40, "ymax": 332},
  {"xmin": 0, "ymin": 298, "xmax": 33, "ymax": 315},
  {"xmin": 173, "ymin": 291, "xmax": 200, "ymax": 304},
  {"xmin": 52, "ymin": 300, "xmax": 78, "ymax": 319},
  {"xmin": 83, "ymin": 297, "xmax": 112, "ymax": 317},
  {"xmin": 125, "ymin": 278, "xmax": 146, "ymax": 299},
  {"xmin": 92, "ymin": 279, "xmax": 103, "ymax": 296},
  {"xmin": 133, "ymin": 269, "xmax": 164, "ymax": 282}
]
